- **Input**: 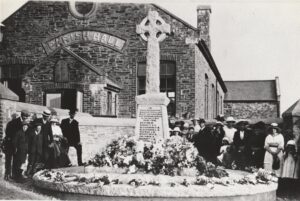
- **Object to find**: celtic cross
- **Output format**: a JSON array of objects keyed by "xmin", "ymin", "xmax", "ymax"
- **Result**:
[{"xmin": 136, "ymin": 10, "xmax": 171, "ymax": 94}]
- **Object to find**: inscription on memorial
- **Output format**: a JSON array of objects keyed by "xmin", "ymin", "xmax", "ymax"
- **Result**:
[{"xmin": 137, "ymin": 105, "xmax": 163, "ymax": 142}]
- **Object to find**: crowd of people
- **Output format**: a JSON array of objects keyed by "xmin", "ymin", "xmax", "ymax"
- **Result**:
[
  {"xmin": 168, "ymin": 115, "xmax": 299, "ymax": 179},
  {"xmin": 2, "ymin": 108, "xmax": 84, "ymax": 182}
]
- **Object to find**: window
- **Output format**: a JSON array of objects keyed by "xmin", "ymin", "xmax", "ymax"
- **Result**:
[
  {"xmin": 216, "ymin": 90, "xmax": 219, "ymax": 115},
  {"xmin": 107, "ymin": 91, "xmax": 112, "ymax": 116},
  {"xmin": 220, "ymin": 96, "xmax": 223, "ymax": 114},
  {"xmin": 137, "ymin": 61, "xmax": 176, "ymax": 116},
  {"xmin": 211, "ymin": 84, "xmax": 215, "ymax": 118},
  {"xmin": 204, "ymin": 74, "xmax": 209, "ymax": 119}
]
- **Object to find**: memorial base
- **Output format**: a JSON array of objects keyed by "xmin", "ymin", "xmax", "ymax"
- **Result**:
[{"xmin": 135, "ymin": 93, "xmax": 170, "ymax": 142}]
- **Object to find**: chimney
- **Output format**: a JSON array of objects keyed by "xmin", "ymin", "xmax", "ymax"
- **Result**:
[{"xmin": 197, "ymin": 5, "xmax": 211, "ymax": 50}]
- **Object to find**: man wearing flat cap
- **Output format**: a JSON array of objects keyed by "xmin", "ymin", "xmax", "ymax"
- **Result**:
[
  {"xmin": 12, "ymin": 120, "xmax": 30, "ymax": 181},
  {"xmin": 34, "ymin": 109, "xmax": 53, "ymax": 167},
  {"xmin": 61, "ymin": 108, "xmax": 84, "ymax": 166},
  {"xmin": 3, "ymin": 110, "xmax": 30, "ymax": 180}
]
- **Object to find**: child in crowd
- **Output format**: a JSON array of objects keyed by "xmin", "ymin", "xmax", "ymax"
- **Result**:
[{"xmin": 217, "ymin": 137, "xmax": 234, "ymax": 168}]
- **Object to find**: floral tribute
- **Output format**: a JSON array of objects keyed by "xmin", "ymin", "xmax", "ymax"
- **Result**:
[{"xmin": 88, "ymin": 135, "xmax": 228, "ymax": 178}]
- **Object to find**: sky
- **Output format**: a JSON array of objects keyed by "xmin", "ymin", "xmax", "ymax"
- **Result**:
[{"xmin": 1, "ymin": 0, "xmax": 300, "ymax": 114}]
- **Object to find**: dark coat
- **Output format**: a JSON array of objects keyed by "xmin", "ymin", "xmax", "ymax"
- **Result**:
[
  {"xmin": 34, "ymin": 118, "xmax": 53, "ymax": 148},
  {"xmin": 3, "ymin": 117, "xmax": 23, "ymax": 153},
  {"xmin": 28, "ymin": 130, "xmax": 43, "ymax": 157},
  {"xmin": 233, "ymin": 130, "xmax": 251, "ymax": 149},
  {"xmin": 12, "ymin": 129, "xmax": 29, "ymax": 163},
  {"xmin": 193, "ymin": 126, "xmax": 217, "ymax": 162},
  {"xmin": 60, "ymin": 118, "xmax": 80, "ymax": 146}
]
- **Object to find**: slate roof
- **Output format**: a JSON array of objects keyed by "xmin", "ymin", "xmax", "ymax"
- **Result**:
[
  {"xmin": 282, "ymin": 99, "xmax": 300, "ymax": 117},
  {"xmin": 224, "ymin": 80, "xmax": 278, "ymax": 101}
]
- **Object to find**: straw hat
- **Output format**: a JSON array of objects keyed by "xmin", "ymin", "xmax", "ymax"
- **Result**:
[
  {"xmin": 173, "ymin": 127, "xmax": 181, "ymax": 132},
  {"xmin": 226, "ymin": 116, "xmax": 236, "ymax": 122},
  {"xmin": 287, "ymin": 140, "xmax": 296, "ymax": 146},
  {"xmin": 50, "ymin": 116, "xmax": 59, "ymax": 123},
  {"xmin": 42, "ymin": 109, "xmax": 51, "ymax": 117}
]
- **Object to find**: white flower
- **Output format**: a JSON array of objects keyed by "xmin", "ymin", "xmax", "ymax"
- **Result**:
[
  {"xmin": 136, "ymin": 153, "xmax": 145, "ymax": 165},
  {"xmin": 123, "ymin": 155, "xmax": 133, "ymax": 165},
  {"xmin": 128, "ymin": 164, "xmax": 137, "ymax": 174}
]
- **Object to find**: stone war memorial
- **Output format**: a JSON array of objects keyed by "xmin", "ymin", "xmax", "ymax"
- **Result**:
[
  {"xmin": 135, "ymin": 10, "xmax": 170, "ymax": 142},
  {"xmin": 32, "ymin": 9, "xmax": 278, "ymax": 201}
]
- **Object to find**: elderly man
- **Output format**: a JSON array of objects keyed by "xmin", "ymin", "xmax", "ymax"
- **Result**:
[
  {"xmin": 223, "ymin": 116, "xmax": 237, "ymax": 144},
  {"xmin": 3, "ymin": 110, "xmax": 30, "ymax": 180}
]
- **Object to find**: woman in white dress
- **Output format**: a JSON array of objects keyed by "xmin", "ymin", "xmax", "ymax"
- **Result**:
[
  {"xmin": 264, "ymin": 123, "xmax": 284, "ymax": 176},
  {"xmin": 50, "ymin": 116, "xmax": 71, "ymax": 168}
]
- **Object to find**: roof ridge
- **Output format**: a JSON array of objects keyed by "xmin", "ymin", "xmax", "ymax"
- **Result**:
[{"xmin": 225, "ymin": 79, "xmax": 275, "ymax": 82}]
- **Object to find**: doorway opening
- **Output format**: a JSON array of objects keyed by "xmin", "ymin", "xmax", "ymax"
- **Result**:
[{"xmin": 45, "ymin": 89, "xmax": 83, "ymax": 112}]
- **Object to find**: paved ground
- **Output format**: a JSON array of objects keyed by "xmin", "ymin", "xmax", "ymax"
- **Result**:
[{"xmin": 0, "ymin": 155, "xmax": 299, "ymax": 200}]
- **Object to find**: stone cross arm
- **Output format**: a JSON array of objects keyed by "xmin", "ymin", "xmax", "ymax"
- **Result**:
[{"xmin": 136, "ymin": 10, "xmax": 171, "ymax": 42}]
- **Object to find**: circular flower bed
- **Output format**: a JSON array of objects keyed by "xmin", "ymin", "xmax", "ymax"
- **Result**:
[
  {"xmin": 88, "ymin": 135, "xmax": 228, "ymax": 178},
  {"xmin": 33, "ymin": 135, "xmax": 278, "ymax": 199}
]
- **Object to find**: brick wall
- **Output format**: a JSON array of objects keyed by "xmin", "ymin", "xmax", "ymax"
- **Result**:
[
  {"xmin": 224, "ymin": 102, "xmax": 279, "ymax": 119},
  {"xmin": 0, "ymin": 1, "xmax": 203, "ymax": 118}
]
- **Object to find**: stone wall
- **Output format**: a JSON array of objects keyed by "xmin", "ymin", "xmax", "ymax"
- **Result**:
[
  {"xmin": 0, "ymin": 98, "xmax": 91, "ymax": 142},
  {"xmin": 0, "ymin": 98, "xmax": 135, "ymax": 163},
  {"xmin": 224, "ymin": 102, "xmax": 279, "ymax": 119},
  {"xmin": 0, "ymin": 1, "xmax": 203, "ymax": 118}
]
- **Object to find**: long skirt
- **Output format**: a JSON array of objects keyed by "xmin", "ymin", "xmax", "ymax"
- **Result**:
[
  {"xmin": 281, "ymin": 154, "xmax": 299, "ymax": 179},
  {"xmin": 264, "ymin": 147, "xmax": 283, "ymax": 177}
]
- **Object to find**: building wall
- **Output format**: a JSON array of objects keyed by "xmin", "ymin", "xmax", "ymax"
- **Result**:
[
  {"xmin": 194, "ymin": 46, "xmax": 224, "ymax": 120},
  {"xmin": 0, "ymin": 2, "xmax": 201, "ymax": 118},
  {"xmin": 224, "ymin": 101, "xmax": 279, "ymax": 119},
  {"xmin": 0, "ymin": 98, "xmax": 135, "ymax": 162}
]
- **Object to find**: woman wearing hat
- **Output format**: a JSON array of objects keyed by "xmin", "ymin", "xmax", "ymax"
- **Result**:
[
  {"xmin": 49, "ymin": 116, "xmax": 71, "ymax": 168},
  {"xmin": 223, "ymin": 117, "xmax": 237, "ymax": 144},
  {"xmin": 264, "ymin": 123, "xmax": 284, "ymax": 176},
  {"xmin": 170, "ymin": 127, "xmax": 182, "ymax": 142},
  {"xmin": 281, "ymin": 140, "xmax": 298, "ymax": 179}
]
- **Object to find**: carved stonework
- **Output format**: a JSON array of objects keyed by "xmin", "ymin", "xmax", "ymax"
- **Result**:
[{"xmin": 68, "ymin": 2, "xmax": 97, "ymax": 20}]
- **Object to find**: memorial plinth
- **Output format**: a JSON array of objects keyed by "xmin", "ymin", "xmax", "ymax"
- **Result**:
[{"xmin": 135, "ymin": 93, "xmax": 170, "ymax": 142}]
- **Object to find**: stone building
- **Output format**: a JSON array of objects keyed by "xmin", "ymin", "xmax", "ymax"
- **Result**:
[
  {"xmin": 224, "ymin": 77, "xmax": 281, "ymax": 119},
  {"xmin": 0, "ymin": 1, "xmax": 227, "ymax": 119}
]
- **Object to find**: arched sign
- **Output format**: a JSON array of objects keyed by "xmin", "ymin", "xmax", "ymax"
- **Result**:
[{"xmin": 42, "ymin": 31, "xmax": 126, "ymax": 55}]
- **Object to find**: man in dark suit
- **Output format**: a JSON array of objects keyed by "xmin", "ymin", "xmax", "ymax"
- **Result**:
[
  {"xmin": 3, "ymin": 110, "xmax": 30, "ymax": 180},
  {"xmin": 12, "ymin": 120, "xmax": 30, "ymax": 182},
  {"xmin": 60, "ymin": 109, "xmax": 83, "ymax": 166},
  {"xmin": 34, "ymin": 109, "xmax": 53, "ymax": 167},
  {"xmin": 193, "ymin": 119, "xmax": 217, "ymax": 164},
  {"xmin": 233, "ymin": 121, "xmax": 251, "ymax": 170}
]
